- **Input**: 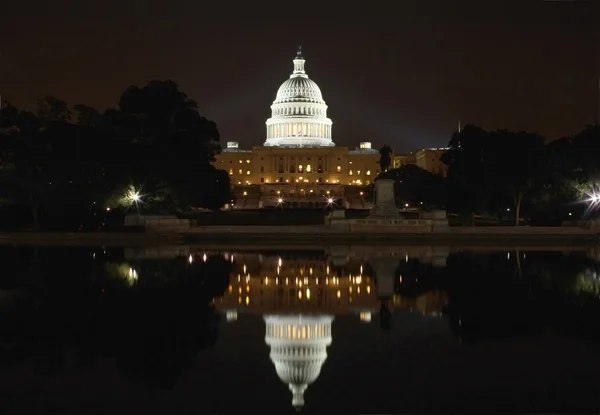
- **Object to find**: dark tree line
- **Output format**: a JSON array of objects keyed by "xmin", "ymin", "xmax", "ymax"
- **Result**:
[
  {"xmin": 378, "ymin": 123, "xmax": 600, "ymax": 225},
  {"xmin": 0, "ymin": 247, "xmax": 231, "ymax": 388},
  {"xmin": 0, "ymin": 81, "xmax": 231, "ymax": 230},
  {"xmin": 393, "ymin": 251, "xmax": 600, "ymax": 345}
]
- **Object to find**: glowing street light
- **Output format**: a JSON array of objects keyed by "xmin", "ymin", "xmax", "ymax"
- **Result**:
[
  {"xmin": 581, "ymin": 184, "xmax": 600, "ymax": 218},
  {"xmin": 327, "ymin": 197, "xmax": 334, "ymax": 204},
  {"xmin": 129, "ymin": 191, "xmax": 140, "ymax": 202},
  {"xmin": 277, "ymin": 197, "xmax": 284, "ymax": 204}
]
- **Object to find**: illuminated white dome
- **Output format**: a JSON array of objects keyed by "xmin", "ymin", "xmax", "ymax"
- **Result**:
[
  {"xmin": 264, "ymin": 314, "xmax": 334, "ymax": 411},
  {"xmin": 275, "ymin": 77, "xmax": 324, "ymax": 103},
  {"xmin": 264, "ymin": 47, "xmax": 334, "ymax": 147}
]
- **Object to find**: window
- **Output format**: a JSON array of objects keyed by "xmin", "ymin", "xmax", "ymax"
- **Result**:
[
  {"xmin": 239, "ymin": 160, "xmax": 243, "ymax": 164},
  {"xmin": 246, "ymin": 159, "xmax": 251, "ymax": 164},
  {"xmin": 238, "ymin": 169, "xmax": 243, "ymax": 175},
  {"xmin": 261, "ymin": 178, "xmax": 264, "ymax": 183},
  {"xmin": 246, "ymin": 170, "xmax": 251, "ymax": 175},
  {"xmin": 349, "ymin": 170, "xmax": 353, "ymax": 175},
  {"xmin": 306, "ymin": 165, "xmax": 311, "ymax": 172},
  {"xmin": 298, "ymin": 165, "xmax": 304, "ymax": 173},
  {"xmin": 260, "ymin": 166, "xmax": 264, "ymax": 172},
  {"xmin": 229, "ymin": 169, "xmax": 233, "ymax": 175},
  {"xmin": 366, "ymin": 170, "xmax": 371, "ymax": 175},
  {"xmin": 336, "ymin": 166, "xmax": 341, "ymax": 172}
]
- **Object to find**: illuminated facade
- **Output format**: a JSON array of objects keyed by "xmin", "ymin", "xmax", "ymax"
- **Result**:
[
  {"xmin": 392, "ymin": 148, "xmax": 449, "ymax": 177},
  {"xmin": 213, "ymin": 48, "xmax": 449, "ymax": 208}
]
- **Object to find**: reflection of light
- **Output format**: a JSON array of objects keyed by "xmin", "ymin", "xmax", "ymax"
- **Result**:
[
  {"xmin": 336, "ymin": 290, "xmax": 341, "ymax": 299},
  {"xmin": 243, "ymin": 264, "xmax": 247, "ymax": 274},
  {"xmin": 359, "ymin": 311, "xmax": 372, "ymax": 322},
  {"xmin": 245, "ymin": 296, "xmax": 250, "ymax": 305},
  {"xmin": 278, "ymin": 257, "xmax": 282, "ymax": 267},
  {"xmin": 203, "ymin": 253, "xmax": 207, "ymax": 262},
  {"xmin": 226, "ymin": 310, "xmax": 238, "ymax": 322},
  {"xmin": 188, "ymin": 254, "xmax": 193, "ymax": 264},
  {"xmin": 360, "ymin": 265, "xmax": 363, "ymax": 274},
  {"xmin": 306, "ymin": 288, "xmax": 310, "ymax": 299}
]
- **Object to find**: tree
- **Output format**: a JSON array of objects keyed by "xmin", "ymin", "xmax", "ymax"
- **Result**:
[
  {"xmin": 72, "ymin": 104, "xmax": 100, "ymax": 126},
  {"xmin": 37, "ymin": 95, "xmax": 71, "ymax": 124},
  {"xmin": 378, "ymin": 144, "xmax": 393, "ymax": 172},
  {"xmin": 111, "ymin": 80, "xmax": 228, "ymax": 212},
  {"xmin": 442, "ymin": 125, "xmax": 495, "ymax": 222},
  {"xmin": 0, "ymin": 106, "xmax": 51, "ymax": 229},
  {"xmin": 442, "ymin": 125, "xmax": 548, "ymax": 225},
  {"xmin": 379, "ymin": 165, "xmax": 446, "ymax": 209},
  {"xmin": 489, "ymin": 130, "xmax": 546, "ymax": 226}
]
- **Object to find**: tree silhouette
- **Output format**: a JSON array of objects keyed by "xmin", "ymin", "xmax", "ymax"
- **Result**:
[{"xmin": 378, "ymin": 144, "xmax": 393, "ymax": 173}]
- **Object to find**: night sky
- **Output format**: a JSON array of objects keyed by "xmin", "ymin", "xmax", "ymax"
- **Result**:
[{"xmin": 1, "ymin": 0, "xmax": 598, "ymax": 151}]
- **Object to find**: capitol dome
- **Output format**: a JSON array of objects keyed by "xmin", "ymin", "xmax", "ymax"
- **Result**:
[
  {"xmin": 275, "ymin": 77, "xmax": 324, "ymax": 103},
  {"xmin": 264, "ymin": 314, "xmax": 334, "ymax": 411},
  {"xmin": 264, "ymin": 47, "xmax": 334, "ymax": 147}
]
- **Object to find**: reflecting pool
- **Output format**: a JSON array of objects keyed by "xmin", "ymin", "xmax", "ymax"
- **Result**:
[{"xmin": 2, "ymin": 245, "xmax": 600, "ymax": 414}]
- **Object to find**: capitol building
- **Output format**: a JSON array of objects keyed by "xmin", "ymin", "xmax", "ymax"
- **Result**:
[{"xmin": 213, "ymin": 47, "xmax": 448, "ymax": 209}]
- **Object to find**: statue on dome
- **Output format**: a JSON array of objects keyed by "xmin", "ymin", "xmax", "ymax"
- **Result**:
[{"xmin": 296, "ymin": 45, "xmax": 303, "ymax": 58}]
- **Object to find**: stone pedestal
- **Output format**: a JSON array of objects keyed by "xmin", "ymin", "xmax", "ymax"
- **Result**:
[
  {"xmin": 420, "ymin": 210, "xmax": 450, "ymax": 231},
  {"xmin": 369, "ymin": 257, "xmax": 399, "ymax": 299},
  {"xmin": 327, "ymin": 209, "xmax": 349, "ymax": 231},
  {"xmin": 369, "ymin": 179, "xmax": 398, "ymax": 217}
]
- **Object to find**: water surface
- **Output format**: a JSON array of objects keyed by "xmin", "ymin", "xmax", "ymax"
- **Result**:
[{"xmin": 1, "ymin": 245, "xmax": 600, "ymax": 414}]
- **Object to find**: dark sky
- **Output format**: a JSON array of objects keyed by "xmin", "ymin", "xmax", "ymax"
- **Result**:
[{"xmin": 1, "ymin": 0, "xmax": 598, "ymax": 150}]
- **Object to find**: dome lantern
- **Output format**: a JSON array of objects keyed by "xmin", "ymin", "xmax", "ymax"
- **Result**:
[{"xmin": 292, "ymin": 45, "xmax": 306, "ymax": 77}]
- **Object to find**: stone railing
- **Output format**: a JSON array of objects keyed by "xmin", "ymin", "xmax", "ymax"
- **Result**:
[
  {"xmin": 124, "ymin": 215, "xmax": 191, "ymax": 231},
  {"xmin": 348, "ymin": 218, "xmax": 434, "ymax": 232},
  {"xmin": 562, "ymin": 219, "xmax": 600, "ymax": 230},
  {"xmin": 325, "ymin": 209, "xmax": 450, "ymax": 233}
]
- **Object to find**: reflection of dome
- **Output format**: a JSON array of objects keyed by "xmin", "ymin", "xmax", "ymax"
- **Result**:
[
  {"xmin": 264, "ymin": 314, "xmax": 334, "ymax": 411},
  {"xmin": 264, "ymin": 47, "xmax": 334, "ymax": 148}
]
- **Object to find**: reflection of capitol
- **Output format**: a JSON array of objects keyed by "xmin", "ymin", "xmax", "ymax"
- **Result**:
[
  {"xmin": 123, "ymin": 246, "xmax": 449, "ymax": 411},
  {"xmin": 215, "ymin": 251, "xmax": 447, "ymax": 320},
  {"xmin": 264, "ymin": 314, "xmax": 333, "ymax": 411}
]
